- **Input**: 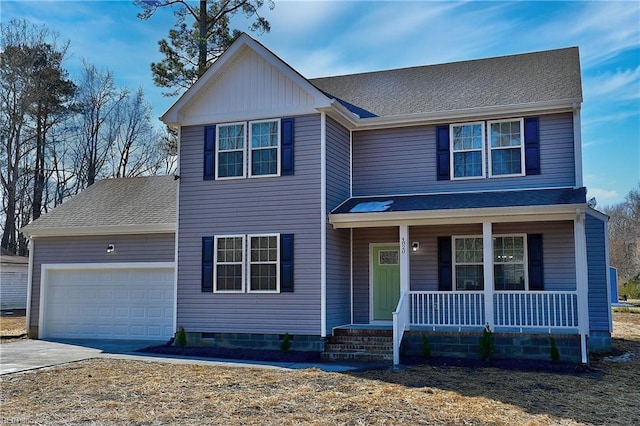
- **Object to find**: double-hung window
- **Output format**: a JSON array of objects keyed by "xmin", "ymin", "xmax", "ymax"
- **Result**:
[
  {"xmin": 250, "ymin": 120, "xmax": 280, "ymax": 177},
  {"xmin": 216, "ymin": 123, "xmax": 246, "ymax": 179},
  {"xmin": 215, "ymin": 119, "xmax": 281, "ymax": 179},
  {"xmin": 493, "ymin": 235, "xmax": 527, "ymax": 290},
  {"xmin": 453, "ymin": 236, "xmax": 484, "ymax": 290},
  {"xmin": 451, "ymin": 122, "xmax": 485, "ymax": 179},
  {"xmin": 214, "ymin": 236, "xmax": 245, "ymax": 292},
  {"xmin": 248, "ymin": 234, "xmax": 279, "ymax": 292},
  {"xmin": 489, "ymin": 119, "xmax": 525, "ymax": 177}
]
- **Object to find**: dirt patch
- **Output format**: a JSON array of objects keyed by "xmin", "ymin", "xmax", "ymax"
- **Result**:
[
  {"xmin": 0, "ymin": 311, "xmax": 26, "ymax": 342},
  {"xmin": 1, "ymin": 313, "xmax": 638, "ymax": 425}
]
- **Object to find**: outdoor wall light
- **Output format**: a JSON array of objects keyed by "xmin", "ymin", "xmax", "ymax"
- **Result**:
[
  {"xmin": 411, "ymin": 241, "xmax": 420, "ymax": 252},
  {"xmin": 106, "ymin": 244, "xmax": 115, "ymax": 253}
]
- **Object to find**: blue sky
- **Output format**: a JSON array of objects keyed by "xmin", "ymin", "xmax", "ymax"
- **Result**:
[{"xmin": 3, "ymin": 0, "xmax": 639, "ymax": 206}]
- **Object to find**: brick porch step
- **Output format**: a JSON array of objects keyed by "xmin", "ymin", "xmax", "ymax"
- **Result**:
[{"xmin": 322, "ymin": 328, "xmax": 394, "ymax": 363}]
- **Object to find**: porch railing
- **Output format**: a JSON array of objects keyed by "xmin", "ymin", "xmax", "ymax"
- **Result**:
[
  {"xmin": 392, "ymin": 291, "xmax": 409, "ymax": 365},
  {"xmin": 494, "ymin": 291, "xmax": 579, "ymax": 330},
  {"xmin": 409, "ymin": 291, "xmax": 485, "ymax": 328},
  {"xmin": 408, "ymin": 290, "xmax": 579, "ymax": 330}
]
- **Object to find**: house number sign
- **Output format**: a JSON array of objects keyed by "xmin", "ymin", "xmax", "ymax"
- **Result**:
[{"xmin": 401, "ymin": 237, "xmax": 406, "ymax": 255}]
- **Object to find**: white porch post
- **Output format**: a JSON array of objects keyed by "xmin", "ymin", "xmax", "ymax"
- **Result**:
[
  {"xmin": 482, "ymin": 222, "xmax": 495, "ymax": 329},
  {"xmin": 399, "ymin": 225, "xmax": 410, "ymax": 297},
  {"xmin": 574, "ymin": 209, "xmax": 590, "ymax": 363}
]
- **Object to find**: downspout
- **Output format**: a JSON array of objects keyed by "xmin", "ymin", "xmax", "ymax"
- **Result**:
[
  {"xmin": 25, "ymin": 237, "xmax": 34, "ymax": 337},
  {"xmin": 172, "ymin": 127, "xmax": 181, "ymax": 338},
  {"xmin": 320, "ymin": 112, "xmax": 327, "ymax": 337}
]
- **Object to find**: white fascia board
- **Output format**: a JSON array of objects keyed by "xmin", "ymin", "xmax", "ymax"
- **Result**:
[
  {"xmin": 24, "ymin": 224, "xmax": 176, "ymax": 238},
  {"xmin": 349, "ymin": 99, "xmax": 582, "ymax": 131},
  {"xmin": 175, "ymin": 105, "xmax": 324, "ymax": 128},
  {"xmin": 162, "ymin": 34, "xmax": 332, "ymax": 126},
  {"xmin": 586, "ymin": 206, "xmax": 609, "ymax": 222},
  {"xmin": 329, "ymin": 204, "xmax": 584, "ymax": 229}
]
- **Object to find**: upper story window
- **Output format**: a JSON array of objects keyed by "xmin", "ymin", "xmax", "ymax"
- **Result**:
[
  {"xmin": 450, "ymin": 122, "xmax": 485, "ymax": 179},
  {"xmin": 250, "ymin": 120, "xmax": 280, "ymax": 177},
  {"xmin": 215, "ymin": 119, "xmax": 281, "ymax": 180},
  {"xmin": 217, "ymin": 123, "xmax": 246, "ymax": 179},
  {"xmin": 489, "ymin": 119, "xmax": 525, "ymax": 177}
]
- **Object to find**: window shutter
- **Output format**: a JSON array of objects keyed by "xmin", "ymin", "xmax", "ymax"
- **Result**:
[
  {"xmin": 438, "ymin": 236, "xmax": 453, "ymax": 291},
  {"xmin": 524, "ymin": 117, "xmax": 540, "ymax": 175},
  {"xmin": 280, "ymin": 233, "xmax": 294, "ymax": 292},
  {"xmin": 202, "ymin": 236, "xmax": 214, "ymax": 292},
  {"xmin": 527, "ymin": 234, "xmax": 544, "ymax": 291},
  {"xmin": 436, "ymin": 125, "xmax": 450, "ymax": 180},
  {"xmin": 281, "ymin": 118, "xmax": 294, "ymax": 175},
  {"xmin": 204, "ymin": 125, "xmax": 216, "ymax": 180}
]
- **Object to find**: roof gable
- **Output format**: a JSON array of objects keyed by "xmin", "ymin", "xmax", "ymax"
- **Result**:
[{"xmin": 162, "ymin": 33, "xmax": 332, "ymax": 127}]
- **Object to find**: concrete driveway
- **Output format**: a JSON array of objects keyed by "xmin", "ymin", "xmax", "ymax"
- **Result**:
[{"xmin": 0, "ymin": 339, "xmax": 164, "ymax": 375}]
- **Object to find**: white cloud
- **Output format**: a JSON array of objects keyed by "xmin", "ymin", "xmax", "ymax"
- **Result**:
[
  {"xmin": 585, "ymin": 66, "xmax": 640, "ymax": 101},
  {"xmin": 587, "ymin": 187, "xmax": 620, "ymax": 205}
]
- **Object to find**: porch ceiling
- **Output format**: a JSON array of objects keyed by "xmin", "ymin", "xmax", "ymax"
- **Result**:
[{"xmin": 329, "ymin": 187, "xmax": 587, "ymax": 228}]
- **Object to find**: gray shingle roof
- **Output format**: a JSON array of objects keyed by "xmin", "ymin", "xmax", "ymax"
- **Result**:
[
  {"xmin": 22, "ymin": 176, "xmax": 177, "ymax": 233},
  {"xmin": 332, "ymin": 188, "xmax": 587, "ymax": 214},
  {"xmin": 310, "ymin": 47, "xmax": 582, "ymax": 118}
]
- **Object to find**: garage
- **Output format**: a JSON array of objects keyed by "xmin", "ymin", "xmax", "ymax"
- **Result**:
[{"xmin": 39, "ymin": 263, "xmax": 175, "ymax": 340}]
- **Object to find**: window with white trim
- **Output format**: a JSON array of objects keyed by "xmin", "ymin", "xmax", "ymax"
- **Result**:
[
  {"xmin": 493, "ymin": 235, "xmax": 527, "ymax": 290},
  {"xmin": 451, "ymin": 122, "xmax": 485, "ymax": 179},
  {"xmin": 489, "ymin": 118, "xmax": 525, "ymax": 177},
  {"xmin": 214, "ymin": 236, "xmax": 245, "ymax": 292},
  {"xmin": 216, "ymin": 123, "xmax": 246, "ymax": 179},
  {"xmin": 250, "ymin": 120, "xmax": 280, "ymax": 177},
  {"xmin": 453, "ymin": 236, "xmax": 484, "ymax": 290},
  {"xmin": 248, "ymin": 234, "xmax": 279, "ymax": 292}
]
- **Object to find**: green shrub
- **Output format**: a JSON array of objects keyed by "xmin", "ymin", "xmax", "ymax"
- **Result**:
[
  {"xmin": 421, "ymin": 335, "xmax": 431, "ymax": 360},
  {"xmin": 621, "ymin": 276, "xmax": 640, "ymax": 300},
  {"xmin": 549, "ymin": 336, "xmax": 560, "ymax": 363},
  {"xmin": 175, "ymin": 326, "xmax": 188, "ymax": 348},
  {"xmin": 280, "ymin": 332, "xmax": 292, "ymax": 354},
  {"xmin": 479, "ymin": 324, "xmax": 494, "ymax": 361}
]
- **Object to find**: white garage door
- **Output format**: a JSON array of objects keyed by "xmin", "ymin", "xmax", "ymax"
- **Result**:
[{"xmin": 41, "ymin": 264, "xmax": 174, "ymax": 340}]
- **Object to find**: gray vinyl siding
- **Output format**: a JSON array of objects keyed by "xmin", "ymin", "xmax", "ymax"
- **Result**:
[
  {"xmin": 29, "ymin": 233, "xmax": 175, "ymax": 330},
  {"xmin": 352, "ymin": 222, "xmax": 576, "ymax": 324},
  {"xmin": 177, "ymin": 114, "xmax": 322, "ymax": 335},
  {"xmin": 585, "ymin": 213, "xmax": 611, "ymax": 333},
  {"xmin": 352, "ymin": 113, "xmax": 576, "ymax": 196},
  {"xmin": 325, "ymin": 118, "xmax": 352, "ymax": 329}
]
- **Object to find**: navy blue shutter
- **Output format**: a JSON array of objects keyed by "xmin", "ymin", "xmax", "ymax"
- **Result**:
[
  {"xmin": 280, "ymin": 234, "xmax": 294, "ymax": 292},
  {"xmin": 202, "ymin": 236, "xmax": 214, "ymax": 292},
  {"xmin": 436, "ymin": 125, "xmax": 450, "ymax": 180},
  {"xmin": 438, "ymin": 237, "xmax": 453, "ymax": 291},
  {"xmin": 527, "ymin": 234, "xmax": 544, "ymax": 291},
  {"xmin": 281, "ymin": 118, "xmax": 294, "ymax": 175},
  {"xmin": 204, "ymin": 125, "xmax": 216, "ymax": 180},
  {"xmin": 524, "ymin": 117, "xmax": 540, "ymax": 175}
]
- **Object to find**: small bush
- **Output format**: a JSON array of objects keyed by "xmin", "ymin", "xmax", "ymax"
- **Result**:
[
  {"xmin": 175, "ymin": 326, "xmax": 188, "ymax": 348},
  {"xmin": 621, "ymin": 276, "xmax": 640, "ymax": 300},
  {"xmin": 479, "ymin": 324, "xmax": 494, "ymax": 361},
  {"xmin": 280, "ymin": 332, "xmax": 291, "ymax": 354},
  {"xmin": 549, "ymin": 336, "xmax": 560, "ymax": 363},
  {"xmin": 421, "ymin": 335, "xmax": 431, "ymax": 360}
]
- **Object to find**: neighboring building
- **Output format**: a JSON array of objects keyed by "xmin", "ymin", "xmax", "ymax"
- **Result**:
[
  {"xmin": 23, "ymin": 34, "xmax": 612, "ymax": 364},
  {"xmin": 0, "ymin": 248, "xmax": 29, "ymax": 310}
]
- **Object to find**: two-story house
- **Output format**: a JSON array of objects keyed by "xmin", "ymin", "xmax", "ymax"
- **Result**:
[{"xmin": 22, "ymin": 34, "xmax": 611, "ymax": 365}]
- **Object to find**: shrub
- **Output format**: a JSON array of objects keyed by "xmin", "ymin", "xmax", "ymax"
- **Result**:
[
  {"xmin": 280, "ymin": 332, "xmax": 292, "ymax": 354},
  {"xmin": 549, "ymin": 336, "xmax": 560, "ymax": 363},
  {"xmin": 175, "ymin": 326, "xmax": 188, "ymax": 348},
  {"xmin": 479, "ymin": 324, "xmax": 494, "ymax": 361},
  {"xmin": 421, "ymin": 335, "xmax": 431, "ymax": 360},
  {"xmin": 621, "ymin": 276, "xmax": 640, "ymax": 300}
]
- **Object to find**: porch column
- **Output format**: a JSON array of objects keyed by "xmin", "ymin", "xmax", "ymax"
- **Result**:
[
  {"xmin": 399, "ymin": 225, "xmax": 410, "ymax": 296},
  {"xmin": 482, "ymin": 222, "xmax": 495, "ymax": 329},
  {"xmin": 574, "ymin": 209, "xmax": 590, "ymax": 363}
]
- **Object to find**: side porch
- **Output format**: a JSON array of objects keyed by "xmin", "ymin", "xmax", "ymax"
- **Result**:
[{"xmin": 327, "ymin": 190, "xmax": 595, "ymax": 365}]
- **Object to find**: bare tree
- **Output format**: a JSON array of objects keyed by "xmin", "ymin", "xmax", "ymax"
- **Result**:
[{"xmin": 604, "ymin": 184, "xmax": 640, "ymax": 282}]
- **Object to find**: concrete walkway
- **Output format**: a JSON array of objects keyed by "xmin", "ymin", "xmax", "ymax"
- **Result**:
[{"xmin": 0, "ymin": 339, "xmax": 380, "ymax": 375}]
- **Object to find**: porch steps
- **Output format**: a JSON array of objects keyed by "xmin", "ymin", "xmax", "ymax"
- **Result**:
[{"xmin": 321, "ymin": 328, "xmax": 393, "ymax": 363}]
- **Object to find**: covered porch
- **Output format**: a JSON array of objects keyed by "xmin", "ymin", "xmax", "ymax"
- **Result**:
[{"xmin": 328, "ymin": 188, "xmax": 590, "ymax": 365}]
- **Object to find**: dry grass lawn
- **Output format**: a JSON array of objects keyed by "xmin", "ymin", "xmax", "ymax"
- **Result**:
[
  {"xmin": 0, "ymin": 312, "xmax": 26, "ymax": 341},
  {"xmin": 1, "ymin": 313, "xmax": 638, "ymax": 425}
]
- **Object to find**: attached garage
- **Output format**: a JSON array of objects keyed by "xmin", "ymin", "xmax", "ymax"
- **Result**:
[{"xmin": 40, "ymin": 263, "xmax": 175, "ymax": 340}]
